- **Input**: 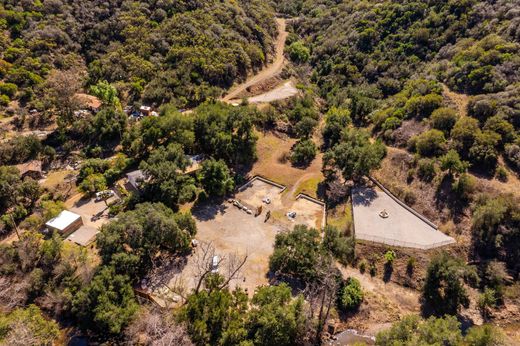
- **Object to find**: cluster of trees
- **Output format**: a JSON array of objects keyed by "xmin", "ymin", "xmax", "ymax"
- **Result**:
[
  {"xmin": 376, "ymin": 315, "xmax": 505, "ymax": 345},
  {"xmin": 0, "ymin": 0, "xmax": 276, "ymax": 109},
  {"xmin": 0, "ymin": 166, "xmax": 40, "ymax": 230}
]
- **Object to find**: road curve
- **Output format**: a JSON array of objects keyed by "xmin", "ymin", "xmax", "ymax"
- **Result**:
[{"xmin": 221, "ymin": 18, "xmax": 288, "ymax": 103}]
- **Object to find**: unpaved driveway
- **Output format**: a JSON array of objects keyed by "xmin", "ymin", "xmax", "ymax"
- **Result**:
[
  {"xmin": 246, "ymin": 80, "xmax": 298, "ymax": 104},
  {"xmin": 222, "ymin": 18, "xmax": 288, "ymax": 102}
]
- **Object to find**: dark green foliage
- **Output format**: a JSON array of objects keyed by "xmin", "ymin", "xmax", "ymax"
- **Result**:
[
  {"xmin": 0, "ymin": 166, "xmax": 40, "ymax": 222},
  {"xmin": 269, "ymin": 225, "xmax": 322, "ymax": 282},
  {"xmin": 469, "ymin": 131, "xmax": 500, "ymax": 169},
  {"xmin": 322, "ymin": 225, "xmax": 355, "ymax": 265},
  {"xmin": 193, "ymin": 102, "xmax": 258, "ymax": 166},
  {"xmin": 0, "ymin": 305, "xmax": 60, "ymax": 344},
  {"xmin": 199, "ymin": 159, "xmax": 234, "ymax": 197},
  {"xmin": 2, "ymin": 1, "xmax": 276, "ymax": 108},
  {"xmin": 72, "ymin": 266, "xmax": 138, "ymax": 334},
  {"xmin": 323, "ymin": 128, "xmax": 386, "ymax": 181},
  {"xmin": 440, "ymin": 150, "xmax": 468, "ymax": 176},
  {"xmin": 417, "ymin": 159, "xmax": 436, "ymax": 181},
  {"xmin": 247, "ymin": 284, "xmax": 306, "ymax": 346},
  {"xmin": 337, "ymin": 277, "xmax": 363, "ymax": 312},
  {"xmin": 0, "ymin": 135, "xmax": 43, "ymax": 165},
  {"xmin": 96, "ymin": 203, "xmax": 196, "ymax": 277},
  {"xmin": 451, "ymin": 117, "xmax": 481, "ymax": 157},
  {"xmin": 139, "ymin": 143, "xmax": 197, "ymax": 208},
  {"xmin": 472, "ymin": 196, "xmax": 520, "ymax": 274},
  {"xmin": 181, "ymin": 274, "xmax": 249, "ymax": 345},
  {"xmin": 451, "ymin": 173, "xmax": 477, "ymax": 201},
  {"xmin": 290, "ymin": 139, "xmax": 317, "ymax": 166},
  {"xmin": 423, "ymin": 252, "xmax": 470, "ymax": 316},
  {"xmin": 322, "ymin": 107, "xmax": 351, "ymax": 149}
]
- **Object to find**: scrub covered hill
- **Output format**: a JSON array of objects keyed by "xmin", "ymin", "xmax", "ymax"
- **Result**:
[{"xmin": 0, "ymin": 0, "xmax": 276, "ymax": 108}]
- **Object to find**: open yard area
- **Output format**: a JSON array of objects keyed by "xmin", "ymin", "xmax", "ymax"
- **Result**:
[
  {"xmin": 157, "ymin": 177, "xmax": 326, "ymax": 302},
  {"xmin": 352, "ymin": 185, "xmax": 455, "ymax": 249}
]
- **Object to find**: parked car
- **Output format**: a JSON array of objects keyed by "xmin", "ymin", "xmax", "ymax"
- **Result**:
[
  {"xmin": 287, "ymin": 211, "xmax": 297, "ymax": 219},
  {"xmin": 211, "ymin": 255, "xmax": 220, "ymax": 273},
  {"xmin": 96, "ymin": 190, "xmax": 114, "ymax": 202},
  {"xmin": 262, "ymin": 197, "xmax": 271, "ymax": 204}
]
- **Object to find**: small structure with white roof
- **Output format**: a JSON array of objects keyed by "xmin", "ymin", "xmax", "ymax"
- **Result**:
[{"xmin": 45, "ymin": 210, "xmax": 83, "ymax": 236}]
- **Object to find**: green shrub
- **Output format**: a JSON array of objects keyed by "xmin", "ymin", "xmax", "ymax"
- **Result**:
[
  {"xmin": 290, "ymin": 139, "xmax": 317, "ymax": 166},
  {"xmin": 430, "ymin": 107, "xmax": 458, "ymax": 134},
  {"xmin": 413, "ymin": 129, "xmax": 446, "ymax": 157},
  {"xmin": 384, "ymin": 250, "xmax": 396, "ymax": 264},
  {"xmin": 288, "ymin": 41, "xmax": 310, "ymax": 63},
  {"xmin": 358, "ymin": 260, "xmax": 367, "ymax": 274},
  {"xmin": 337, "ymin": 277, "xmax": 364, "ymax": 312},
  {"xmin": 495, "ymin": 166, "xmax": 508, "ymax": 182},
  {"xmin": 417, "ymin": 159, "xmax": 436, "ymax": 181}
]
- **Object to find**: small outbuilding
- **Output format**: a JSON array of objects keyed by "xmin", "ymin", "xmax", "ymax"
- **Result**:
[
  {"xmin": 15, "ymin": 160, "xmax": 43, "ymax": 180},
  {"xmin": 45, "ymin": 210, "xmax": 83, "ymax": 236},
  {"xmin": 126, "ymin": 169, "xmax": 145, "ymax": 191}
]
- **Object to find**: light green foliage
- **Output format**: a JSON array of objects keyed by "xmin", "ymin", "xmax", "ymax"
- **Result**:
[
  {"xmin": 412, "ymin": 129, "xmax": 446, "ymax": 157},
  {"xmin": 324, "ymin": 128, "xmax": 386, "ymax": 181},
  {"xmin": 423, "ymin": 252, "xmax": 469, "ymax": 316},
  {"xmin": 384, "ymin": 250, "xmax": 396, "ymax": 264},
  {"xmin": 90, "ymin": 80, "xmax": 120, "ymax": 108},
  {"xmin": 291, "ymin": 139, "xmax": 317, "ymax": 166},
  {"xmin": 451, "ymin": 117, "xmax": 481, "ymax": 156},
  {"xmin": 288, "ymin": 41, "xmax": 310, "ymax": 63},
  {"xmin": 72, "ymin": 265, "xmax": 138, "ymax": 334},
  {"xmin": 97, "ymin": 202, "xmax": 196, "ymax": 276},
  {"xmin": 431, "ymin": 107, "xmax": 459, "ymax": 134},
  {"xmin": 79, "ymin": 173, "xmax": 107, "ymax": 196},
  {"xmin": 451, "ymin": 173, "xmax": 476, "ymax": 201},
  {"xmin": 40, "ymin": 200, "xmax": 65, "ymax": 221},
  {"xmin": 199, "ymin": 159, "xmax": 234, "ymax": 197},
  {"xmin": 0, "ymin": 305, "xmax": 60, "ymax": 345},
  {"xmin": 338, "ymin": 277, "xmax": 363, "ymax": 312},
  {"xmin": 440, "ymin": 150, "xmax": 468, "ymax": 176},
  {"xmin": 0, "ymin": 165, "xmax": 40, "ymax": 221}
]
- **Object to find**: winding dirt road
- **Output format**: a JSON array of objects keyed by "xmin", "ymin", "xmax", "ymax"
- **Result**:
[{"xmin": 222, "ymin": 18, "xmax": 288, "ymax": 103}]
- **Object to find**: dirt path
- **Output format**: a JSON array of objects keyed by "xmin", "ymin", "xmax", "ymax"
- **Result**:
[
  {"xmin": 222, "ymin": 18, "xmax": 288, "ymax": 103},
  {"xmin": 441, "ymin": 83, "xmax": 469, "ymax": 116}
]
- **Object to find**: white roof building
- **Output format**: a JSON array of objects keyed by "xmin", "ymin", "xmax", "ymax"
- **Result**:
[{"xmin": 45, "ymin": 210, "xmax": 83, "ymax": 233}]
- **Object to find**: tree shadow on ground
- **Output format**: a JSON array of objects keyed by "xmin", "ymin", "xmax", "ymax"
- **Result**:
[
  {"xmin": 192, "ymin": 200, "xmax": 229, "ymax": 222},
  {"xmin": 434, "ymin": 174, "xmax": 466, "ymax": 224},
  {"xmin": 383, "ymin": 263, "xmax": 393, "ymax": 283},
  {"xmin": 351, "ymin": 186, "xmax": 378, "ymax": 207}
]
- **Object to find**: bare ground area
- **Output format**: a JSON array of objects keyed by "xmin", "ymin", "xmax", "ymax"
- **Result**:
[
  {"xmin": 250, "ymin": 132, "xmax": 324, "ymax": 199},
  {"xmin": 222, "ymin": 18, "xmax": 288, "ymax": 103}
]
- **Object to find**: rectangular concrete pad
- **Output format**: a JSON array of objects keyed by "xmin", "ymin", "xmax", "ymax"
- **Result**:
[{"xmin": 352, "ymin": 186, "xmax": 454, "ymax": 249}]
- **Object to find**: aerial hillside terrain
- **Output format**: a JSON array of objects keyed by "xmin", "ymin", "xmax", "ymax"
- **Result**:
[{"xmin": 0, "ymin": 0, "xmax": 519, "ymax": 345}]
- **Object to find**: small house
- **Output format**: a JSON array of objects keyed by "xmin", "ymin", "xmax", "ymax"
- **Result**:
[
  {"xmin": 126, "ymin": 169, "xmax": 145, "ymax": 191},
  {"xmin": 140, "ymin": 105, "xmax": 152, "ymax": 116},
  {"xmin": 45, "ymin": 210, "xmax": 83, "ymax": 236},
  {"xmin": 15, "ymin": 160, "xmax": 43, "ymax": 180}
]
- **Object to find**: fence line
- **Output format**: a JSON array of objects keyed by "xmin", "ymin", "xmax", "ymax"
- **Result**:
[
  {"xmin": 296, "ymin": 193, "xmax": 327, "ymax": 228},
  {"xmin": 237, "ymin": 175, "xmax": 287, "ymax": 193},
  {"xmin": 356, "ymin": 233, "xmax": 455, "ymax": 250}
]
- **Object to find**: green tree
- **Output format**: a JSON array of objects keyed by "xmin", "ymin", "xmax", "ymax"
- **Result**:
[
  {"xmin": 72, "ymin": 265, "xmax": 138, "ymax": 334},
  {"xmin": 290, "ymin": 139, "xmax": 317, "ymax": 166},
  {"xmin": 96, "ymin": 203, "xmax": 196, "ymax": 276},
  {"xmin": 431, "ymin": 107, "xmax": 458, "ymax": 134},
  {"xmin": 247, "ymin": 284, "xmax": 306, "ymax": 346},
  {"xmin": 140, "ymin": 143, "xmax": 197, "ymax": 208},
  {"xmin": 376, "ymin": 315, "xmax": 463, "ymax": 346},
  {"xmin": 440, "ymin": 149, "xmax": 468, "ymax": 176},
  {"xmin": 451, "ymin": 117, "xmax": 480, "ymax": 156},
  {"xmin": 0, "ymin": 305, "xmax": 60, "ymax": 345},
  {"xmin": 90, "ymin": 80, "xmax": 120, "ymax": 108},
  {"xmin": 322, "ymin": 225, "xmax": 355, "ymax": 265},
  {"xmin": 199, "ymin": 159, "xmax": 234, "ymax": 197},
  {"xmin": 464, "ymin": 324, "xmax": 506, "ymax": 346},
  {"xmin": 412, "ymin": 129, "xmax": 446, "ymax": 157},
  {"xmin": 423, "ymin": 252, "xmax": 469, "ymax": 316},
  {"xmin": 269, "ymin": 225, "xmax": 322, "ymax": 282},
  {"xmin": 322, "ymin": 107, "xmax": 351, "ymax": 148},
  {"xmin": 181, "ymin": 274, "xmax": 249, "ymax": 345},
  {"xmin": 78, "ymin": 173, "xmax": 107, "ymax": 196},
  {"xmin": 323, "ymin": 128, "xmax": 386, "ymax": 181},
  {"xmin": 288, "ymin": 41, "xmax": 310, "ymax": 63},
  {"xmin": 469, "ymin": 130, "xmax": 500, "ymax": 168},
  {"xmin": 337, "ymin": 277, "xmax": 363, "ymax": 312}
]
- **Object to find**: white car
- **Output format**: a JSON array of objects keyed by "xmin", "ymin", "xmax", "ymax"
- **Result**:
[
  {"xmin": 95, "ymin": 190, "xmax": 114, "ymax": 201},
  {"xmin": 211, "ymin": 255, "xmax": 220, "ymax": 273},
  {"xmin": 287, "ymin": 211, "xmax": 297, "ymax": 219},
  {"xmin": 262, "ymin": 197, "xmax": 271, "ymax": 204}
]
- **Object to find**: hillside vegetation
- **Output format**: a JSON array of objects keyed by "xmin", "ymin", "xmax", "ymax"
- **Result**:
[{"xmin": 0, "ymin": 0, "xmax": 276, "ymax": 108}]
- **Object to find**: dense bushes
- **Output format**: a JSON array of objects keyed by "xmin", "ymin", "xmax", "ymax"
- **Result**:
[{"xmin": 1, "ymin": 0, "xmax": 276, "ymax": 108}]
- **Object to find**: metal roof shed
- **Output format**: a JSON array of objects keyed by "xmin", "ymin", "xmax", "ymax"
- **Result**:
[{"xmin": 45, "ymin": 210, "xmax": 83, "ymax": 236}]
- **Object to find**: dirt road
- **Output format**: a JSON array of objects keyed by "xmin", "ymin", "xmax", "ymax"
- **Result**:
[{"xmin": 222, "ymin": 18, "xmax": 288, "ymax": 103}]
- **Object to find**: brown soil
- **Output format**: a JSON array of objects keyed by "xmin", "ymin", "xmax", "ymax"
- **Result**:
[
  {"xmin": 442, "ymin": 83, "xmax": 470, "ymax": 116},
  {"xmin": 222, "ymin": 18, "xmax": 288, "ymax": 102}
]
